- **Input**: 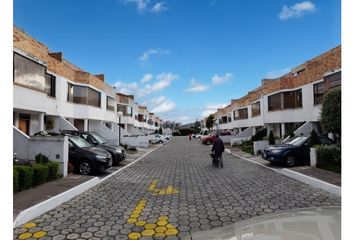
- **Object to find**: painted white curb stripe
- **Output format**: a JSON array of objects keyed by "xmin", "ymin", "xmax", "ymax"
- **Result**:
[
  {"xmin": 226, "ymin": 148, "xmax": 341, "ymax": 196},
  {"xmin": 13, "ymin": 177, "xmax": 100, "ymax": 228},
  {"xmin": 280, "ymin": 168, "xmax": 341, "ymax": 196},
  {"xmin": 13, "ymin": 144, "xmax": 163, "ymax": 228}
]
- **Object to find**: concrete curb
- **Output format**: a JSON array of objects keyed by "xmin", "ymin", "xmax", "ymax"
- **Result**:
[
  {"xmin": 226, "ymin": 148, "xmax": 341, "ymax": 197},
  {"xmin": 13, "ymin": 144, "xmax": 163, "ymax": 228},
  {"xmin": 280, "ymin": 168, "xmax": 341, "ymax": 196},
  {"xmin": 13, "ymin": 177, "xmax": 100, "ymax": 228}
]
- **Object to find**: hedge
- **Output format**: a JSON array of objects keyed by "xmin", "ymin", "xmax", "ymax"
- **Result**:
[
  {"xmin": 13, "ymin": 167, "xmax": 19, "ymax": 193},
  {"xmin": 15, "ymin": 165, "xmax": 33, "ymax": 191},
  {"xmin": 316, "ymin": 145, "xmax": 341, "ymax": 173},
  {"xmin": 32, "ymin": 164, "xmax": 49, "ymax": 186},
  {"xmin": 46, "ymin": 162, "xmax": 60, "ymax": 180}
]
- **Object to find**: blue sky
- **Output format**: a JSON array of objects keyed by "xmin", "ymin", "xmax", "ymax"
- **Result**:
[{"xmin": 14, "ymin": 0, "xmax": 341, "ymax": 123}]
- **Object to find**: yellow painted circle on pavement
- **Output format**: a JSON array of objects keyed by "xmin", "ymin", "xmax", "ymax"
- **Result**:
[
  {"xmin": 154, "ymin": 232, "xmax": 166, "ymax": 238},
  {"xmin": 165, "ymin": 228, "xmax": 179, "ymax": 236},
  {"xmin": 145, "ymin": 223, "xmax": 156, "ymax": 230},
  {"xmin": 155, "ymin": 226, "xmax": 167, "ymax": 233},
  {"xmin": 135, "ymin": 220, "xmax": 146, "ymax": 226},
  {"xmin": 157, "ymin": 220, "xmax": 167, "ymax": 226},
  {"xmin": 141, "ymin": 229, "xmax": 155, "ymax": 236},
  {"xmin": 18, "ymin": 232, "xmax": 32, "ymax": 239},
  {"xmin": 127, "ymin": 218, "xmax": 137, "ymax": 223},
  {"xmin": 23, "ymin": 222, "xmax": 37, "ymax": 229},
  {"xmin": 166, "ymin": 223, "xmax": 176, "ymax": 229},
  {"xmin": 130, "ymin": 213, "xmax": 140, "ymax": 218},
  {"xmin": 128, "ymin": 232, "xmax": 141, "ymax": 239},
  {"xmin": 158, "ymin": 216, "xmax": 168, "ymax": 221},
  {"xmin": 33, "ymin": 231, "xmax": 46, "ymax": 238}
]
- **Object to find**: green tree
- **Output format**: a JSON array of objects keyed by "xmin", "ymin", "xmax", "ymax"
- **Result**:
[
  {"xmin": 206, "ymin": 115, "xmax": 215, "ymax": 131},
  {"xmin": 320, "ymin": 88, "xmax": 341, "ymax": 137}
]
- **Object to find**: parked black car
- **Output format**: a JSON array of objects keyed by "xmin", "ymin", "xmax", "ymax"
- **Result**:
[
  {"xmin": 262, "ymin": 136, "xmax": 335, "ymax": 167},
  {"xmin": 68, "ymin": 135, "xmax": 112, "ymax": 175},
  {"xmin": 62, "ymin": 130, "xmax": 126, "ymax": 166}
]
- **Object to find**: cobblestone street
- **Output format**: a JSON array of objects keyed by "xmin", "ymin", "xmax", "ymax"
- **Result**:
[{"xmin": 14, "ymin": 137, "xmax": 341, "ymax": 240}]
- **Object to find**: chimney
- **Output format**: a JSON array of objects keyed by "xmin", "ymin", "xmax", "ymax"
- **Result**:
[
  {"xmin": 95, "ymin": 74, "xmax": 105, "ymax": 81},
  {"xmin": 49, "ymin": 52, "xmax": 63, "ymax": 62}
]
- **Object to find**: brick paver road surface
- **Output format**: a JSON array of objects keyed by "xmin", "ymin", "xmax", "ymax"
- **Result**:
[{"xmin": 14, "ymin": 137, "xmax": 341, "ymax": 240}]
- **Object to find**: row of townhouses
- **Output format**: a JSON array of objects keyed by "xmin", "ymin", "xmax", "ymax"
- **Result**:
[
  {"xmin": 13, "ymin": 26, "xmax": 163, "ymax": 144},
  {"xmin": 203, "ymin": 45, "xmax": 341, "ymax": 140}
]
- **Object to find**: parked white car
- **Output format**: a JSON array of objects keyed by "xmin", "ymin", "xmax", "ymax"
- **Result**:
[{"xmin": 150, "ymin": 134, "xmax": 168, "ymax": 144}]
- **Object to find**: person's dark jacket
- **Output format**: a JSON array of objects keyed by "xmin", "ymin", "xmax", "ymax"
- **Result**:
[{"xmin": 212, "ymin": 137, "xmax": 225, "ymax": 156}]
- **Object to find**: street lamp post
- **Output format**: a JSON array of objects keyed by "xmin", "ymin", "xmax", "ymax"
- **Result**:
[{"xmin": 117, "ymin": 111, "xmax": 123, "ymax": 145}]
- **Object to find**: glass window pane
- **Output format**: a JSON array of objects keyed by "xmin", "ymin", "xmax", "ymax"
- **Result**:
[
  {"xmin": 251, "ymin": 101, "xmax": 260, "ymax": 117},
  {"xmin": 14, "ymin": 53, "xmax": 46, "ymax": 91},
  {"xmin": 268, "ymin": 93, "xmax": 281, "ymax": 111}
]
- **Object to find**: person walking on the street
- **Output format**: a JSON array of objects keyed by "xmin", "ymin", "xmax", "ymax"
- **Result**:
[
  {"xmin": 211, "ymin": 134, "xmax": 225, "ymax": 168},
  {"xmin": 189, "ymin": 133, "xmax": 192, "ymax": 141}
]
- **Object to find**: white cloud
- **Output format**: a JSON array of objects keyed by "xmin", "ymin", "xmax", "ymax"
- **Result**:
[
  {"xmin": 149, "ymin": 96, "xmax": 176, "ymax": 113},
  {"xmin": 185, "ymin": 79, "xmax": 209, "ymax": 92},
  {"xmin": 201, "ymin": 103, "xmax": 228, "ymax": 117},
  {"xmin": 121, "ymin": 0, "xmax": 150, "ymax": 12},
  {"xmin": 139, "ymin": 48, "xmax": 170, "ymax": 62},
  {"xmin": 279, "ymin": 1, "xmax": 316, "ymax": 20},
  {"xmin": 151, "ymin": 2, "xmax": 167, "ymax": 13},
  {"xmin": 139, "ymin": 72, "xmax": 178, "ymax": 96},
  {"xmin": 140, "ymin": 73, "xmax": 153, "ymax": 83},
  {"xmin": 265, "ymin": 67, "xmax": 291, "ymax": 79},
  {"xmin": 113, "ymin": 81, "xmax": 139, "ymax": 95},
  {"xmin": 176, "ymin": 115, "xmax": 192, "ymax": 124},
  {"xmin": 211, "ymin": 72, "xmax": 233, "ymax": 85}
]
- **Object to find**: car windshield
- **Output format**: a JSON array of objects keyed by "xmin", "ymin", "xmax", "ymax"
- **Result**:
[
  {"xmin": 287, "ymin": 136, "xmax": 309, "ymax": 146},
  {"xmin": 90, "ymin": 132, "xmax": 109, "ymax": 144},
  {"xmin": 70, "ymin": 136, "xmax": 92, "ymax": 148}
]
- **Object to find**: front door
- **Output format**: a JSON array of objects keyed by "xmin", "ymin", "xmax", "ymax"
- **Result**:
[{"xmin": 19, "ymin": 114, "xmax": 30, "ymax": 135}]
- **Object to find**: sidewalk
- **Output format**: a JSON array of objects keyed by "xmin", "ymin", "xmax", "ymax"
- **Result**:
[
  {"xmin": 227, "ymin": 146, "xmax": 341, "ymax": 189},
  {"xmin": 13, "ymin": 144, "xmax": 161, "ymax": 225}
]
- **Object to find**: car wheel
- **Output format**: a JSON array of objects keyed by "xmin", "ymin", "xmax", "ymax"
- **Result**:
[
  {"xmin": 285, "ymin": 154, "xmax": 295, "ymax": 167},
  {"xmin": 158, "ymin": 140, "xmax": 163, "ymax": 144},
  {"xmin": 79, "ymin": 160, "xmax": 93, "ymax": 175},
  {"xmin": 207, "ymin": 140, "xmax": 211, "ymax": 145}
]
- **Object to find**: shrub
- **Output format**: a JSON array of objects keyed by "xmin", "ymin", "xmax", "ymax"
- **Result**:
[
  {"xmin": 46, "ymin": 162, "xmax": 60, "ymax": 180},
  {"xmin": 316, "ymin": 145, "xmax": 341, "ymax": 173},
  {"xmin": 240, "ymin": 140, "xmax": 254, "ymax": 155},
  {"xmin": 320, "ymin": 88, "xmax": 341, "ymax": 137},
  {"xmin": 13, "ymin": 167, "xmax": 19, "ymax": 193},
  {"xmin": 309, "ymin": 129, "xmax": 320, "ymax": 146},
  {"xmin": 268, "ymin": 130, "xmax": 275, "ymax": 145},
  {"xmin": 16, "ymin": 165, "xmax": 33, "ymax": 190},
  {"xmin": 32, "ymin": 164, "xmax": 49, "ymax": 186},
  {"xmin": 35, "ymin": 153, "xmax": 50, "ymax": 164},
  {"xmin": 251, "ymin": 128, "xmax": 267, "ymax": 141}
]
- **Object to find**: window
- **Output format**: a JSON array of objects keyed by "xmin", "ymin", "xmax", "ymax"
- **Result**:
[
  {"xmin": 127, "ymin": 106, "xmax": 133, "ymax": 116},
  {"xmin": 221, "ymin": 116, "xmax": 228, "ymax": 124},
  {"xmin": 324, "ymin": 71, "xmax": 341, "ymax": 89},
  {"xmin": 227, "ymin": 113, "xmax": 232, "ymax": 123},
  {"xmin": 313, "ymin": 82, "xmax": 325, "ymax": 105},
  {"xmin": 251, "ymin": 101, "xmax": 261, "ymax": 117},
  {"xmin": 268, "ymin": 89, "xmax": 302, "ymax": 111},
  {"xmin": 45, "ymin": 73, "xmax": 56, "ymax": 97},
  {"xmin": 14, "ymin": 53, "xmax": 55, "ymax": 97},
  {"xmin": 117, "ymin": 104, "xmax": 127, "ymax": 115},
  {"xmin": 234, "ymin": 108, "xmax": 248, "ymax": 120},
  {"xmin": 106, "ymin": 96, "xmax": 115, "ymax": 111},
  {"xmin": 67, "ymin": 83, "xmax": 101, "ymax": 107},
  {"xmin": 283, "ymin": 89, "xmax": 302, "ymax": 109},
  {"xmin": 268, "ymin": 93, "xmax": 282, "ymax": 111}
]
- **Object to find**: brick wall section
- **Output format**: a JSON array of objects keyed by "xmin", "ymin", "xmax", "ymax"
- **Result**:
[
  {"xmin": 213, "ymin": 45, "xmax": 341, "ymax": 117},
  {"xmin": 13, "ymin": 26, "xmax": 115, "ymax": 95}
]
